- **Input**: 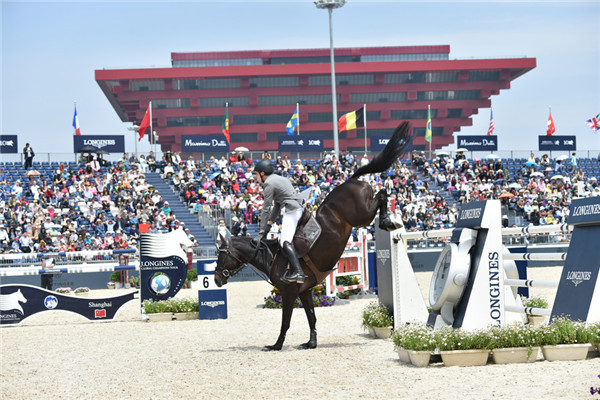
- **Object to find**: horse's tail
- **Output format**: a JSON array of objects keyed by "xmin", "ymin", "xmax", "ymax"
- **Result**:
[{"xmin": 351, "ymin": 121, "xmax": 411, "ymax": 179}]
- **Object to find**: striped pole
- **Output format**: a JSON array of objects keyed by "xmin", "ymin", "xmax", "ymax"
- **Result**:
[
  {"xmin": 0, "ymin": 263, "xmax": 139, "ymax": 277},
  {"xmin": 505, "ymin": 304, "xmax": 552, "ymax": 316},
  {"xmin": 503, "ymin": 252, "xmax": 568, "ymax": 261},
  {"xmin": 504, "ymin": 279, "xmax": 559, "ymax": 289}
]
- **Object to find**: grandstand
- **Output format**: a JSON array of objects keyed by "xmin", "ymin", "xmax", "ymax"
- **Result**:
[{"xmin": 0, "ymin": 151, "xmax": 598, "ymax": 266}]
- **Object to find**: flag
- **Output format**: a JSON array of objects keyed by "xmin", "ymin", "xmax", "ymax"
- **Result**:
[
  {"xmin": 546, "ymin": 111, "xmax": 556, "ymax": 137},
  {"xmin": 286, "ymin": 105, "xmax": 299, "ymax": 135},
  {"xmin": 138, "ymin": 104, "xmax": 151, "ymax": 141},
  {"xmin": 585, "ymin": 113, "xmax": 600, "ymax": 133},
  {"xmin": 425, "ymin": 106, "xmax": 432, "ymax": 143},
  {"xmin": 222, "ymin": 104, "xmax": 230, "ymax": 145},
  {"xmin": 487, "ymin": 109, "xmax": 495, "ymax": 136},
  {"xmin": 72, "ymin": 105, "xmax": 81, "ymax": 135},
  {"xmin": 338, "ymin": 106, "xmax": 365, "ymax": 133}
]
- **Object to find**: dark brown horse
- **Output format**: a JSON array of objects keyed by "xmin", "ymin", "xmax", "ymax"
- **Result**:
[{"xmin": 215, "ymin": 121, "xmax": 411, "ymax": 350}]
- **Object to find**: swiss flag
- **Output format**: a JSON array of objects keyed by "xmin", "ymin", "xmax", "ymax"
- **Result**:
[{"xmin": 546, "ymin": 111, "xmax": 556, "ymax": 137}]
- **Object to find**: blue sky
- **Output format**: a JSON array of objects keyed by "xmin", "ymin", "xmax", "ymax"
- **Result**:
[{"xmin": 1, "ymin": 0, "xmax": 599, "ymax": 158}]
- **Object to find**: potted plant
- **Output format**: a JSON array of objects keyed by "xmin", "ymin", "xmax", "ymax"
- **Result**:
[
  {"xmin": 129, "ymin": 276, "xmax": 140, "ymax": 289},
  {"xmin": 489, "ymin": 323, "xmax": 541, "ymax": 364},
  {"xmin": 539, "ymin": 317, "xmax": 591, "ymax": 361},
  {"xmin": 436, "ymin": 327, "xmax": 492, "ymax": 367},
  {"xmin": 107, "ymin": 281, "xmax": 116, "ymax": 289},
  {"xmin": 588, "ymin": 322, "xmax": 600, "ymax": 352},
  {"xmin": 143, "ymin": 299, "xmax": 174, "ymax": 322},
  {"xmin": 110, "ymin": 271, "xmax": 122, "ymax": 289},
  {"xmin": 521, "ymin": 295, "xmax": 549, "ymax": 325},
  {"xmin": 173, "ymin": 297, "xmax": 199, "ymax": 321},
  {"xmin": 55, "ymin": 287, "xmax": 72, "ymax": 294},
  {"xmin": 361, "ymin": 301, "xmax": 393, "ymax": 339},
  {"xmin": 391, "ymin": 324, "xmax": 411, "ymax": 363},
  {"xmin": 264, "ymin": 284, "xmax": 336, "ymax": 309},
  {"xmin": 74, "ymin": 287, "xmax": 90, "ymax": 297},
  {"xmin": 186, "ymin": 269, "xmax": 198, "ymax": 289},
  {"xmin": 398, "ymin": 323, "xmax": 437, "ymax": 367}
]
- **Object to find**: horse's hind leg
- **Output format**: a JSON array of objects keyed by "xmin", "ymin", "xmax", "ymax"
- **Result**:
[
  {"xmin": 297, "ymin": 290, "xmax": 317, "ymax": 350},
  {"xmin": 376, "ymin": 190, "xmax": 402, "ymax": 231}
]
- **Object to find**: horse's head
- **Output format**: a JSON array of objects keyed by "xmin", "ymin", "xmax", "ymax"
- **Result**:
[{"xmin": 214, "ymin": 235, "xmax": 247, "ymax": 287}]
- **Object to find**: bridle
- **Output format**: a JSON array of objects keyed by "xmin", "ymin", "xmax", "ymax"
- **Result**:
[
  {"xmin": 217, "ymin": 247, "xmax": 246, "ymax": 279},
  {"xmin": 217, "ymin": 240, "xmax": 274, "ymax": 283}
]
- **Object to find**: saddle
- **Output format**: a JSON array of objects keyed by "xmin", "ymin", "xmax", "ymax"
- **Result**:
[{"xmin": 292, "ymin": 210, "xmax": 322, "ymax": 258}]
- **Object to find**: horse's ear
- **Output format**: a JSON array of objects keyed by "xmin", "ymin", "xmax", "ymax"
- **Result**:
[{"xmin": 219, "ymin": 234, "xmax": 231, "ymax": 248}]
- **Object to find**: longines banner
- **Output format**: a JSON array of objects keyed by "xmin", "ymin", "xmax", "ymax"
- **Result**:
[
  {"xmin": 370, "ymin": 134, "xmax": 414, "ymax": 152},
  {"xmin": 0, "ymin": 284, "xmax": 135, "ymax": 325},
  {"xmin": 0, "ymin": 135, "xmax": 18, "ymax": 154},
  {"xmin": 73, "ymin": 135, "xmax": 125, "ymax": 153},
  {"xmin": 181, "ymin": 134, "xmax": 229, "ymax": 152},
  {"xmin": 456, "ymin": 135, "xmax": 498, "ymax": 151},
  {"xmin": 139, "ymin": 230, "xmax": 191, "ymax": 303},
  {"xmin": 278, "ymin": 135, "xmax": 324, "ymax": 152},
  {"xmin": 538, "ymin": 135, "xmax": 576, "ymax": 151}
]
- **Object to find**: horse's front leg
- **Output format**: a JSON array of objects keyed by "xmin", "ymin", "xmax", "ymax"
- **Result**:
[
  {"xmin": 297, "ymin": 290, "xmax": 317, "ymax": 350},
  {"xmin": 263, "ymin": 290, "xmax": 296, "ymax": 351}
]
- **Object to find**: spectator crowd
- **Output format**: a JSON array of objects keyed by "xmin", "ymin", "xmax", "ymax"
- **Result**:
[{"xmin": 0, "ymin": 146, "xmax": 598, "ymax": 255}]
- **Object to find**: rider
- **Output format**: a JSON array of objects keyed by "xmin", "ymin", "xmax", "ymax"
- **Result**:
[{"xmin": 252, "ymin": 159, "xmax": 306, "ymax": 284}]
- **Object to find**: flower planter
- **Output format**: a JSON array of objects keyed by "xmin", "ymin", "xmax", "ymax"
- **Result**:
[
  {"xmin": 409, "ymin": 350, "xmax": 431, "ymax": 367},
  {"xmin": 541, "ymin": 344, "xmax": 590, "ymax": 361},
  {"xmin": 528, "ymin": 315, "xmax": 546, "ymax": 326},
  {"xmin": 396, "ymin": 348, "xmax": 410, "ymax": 363},
  {"xmin": 373, "ymin": 326, "xmax": 392, "ymax": 339},
  {"xmin": 107, "ymin": 283, "xmax": 116, "ymax": 290},
  {"xmin": 492, "ymin": 347, "xmax": 539, "ymax": 364},
  {"xmin": 174, "ymin": 312, "xmax": 198, "ymax": 321},
  {"xmin": 75, "ymin": 292, "xmax": 89, "ymax": 297},
  {"xmin": 146, "ymin": 312, "xmax": 174, "ymax": 322},
  {"xmin": 368, "ymin": 327, "xmax": 376, "ymax": 338},
  {"xmin": 440, "ymin": 349, "xmax": 490, "ymax": 367}
]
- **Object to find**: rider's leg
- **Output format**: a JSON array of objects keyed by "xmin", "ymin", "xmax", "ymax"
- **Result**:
[{"xmin": 279, "ymin": 208, "xmax": 306, "ymax": 283}]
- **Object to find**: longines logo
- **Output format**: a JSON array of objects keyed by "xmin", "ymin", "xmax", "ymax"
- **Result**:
[
  {"xmin": 460, "ymin": 208, "xmax": 482, "ymax": 220},
  {"xmin": 377, "ymin": 249, "xmax": 390, "ymax": 266},
  {"xmin": 566, "ymin": 271, "xmax": 592, "ymax": 287},
  {"xmin": 201, "ymin": 300, "xmax": 225, "ymax": 308}
]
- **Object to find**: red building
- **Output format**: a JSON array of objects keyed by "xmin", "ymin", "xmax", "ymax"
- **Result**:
[{"xmin": 95, "ymin": 45, "xmax": 535, "ymax": 152}]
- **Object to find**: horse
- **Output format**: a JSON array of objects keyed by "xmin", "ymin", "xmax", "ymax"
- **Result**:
[{"xmin": 215, "ymin": 121, "xmax": 411, "ymax": 351}]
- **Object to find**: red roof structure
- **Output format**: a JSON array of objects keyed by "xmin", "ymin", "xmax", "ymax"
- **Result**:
[{"xmin": 95, "ymin": 45, "xmax": 535, "ymax": 152}]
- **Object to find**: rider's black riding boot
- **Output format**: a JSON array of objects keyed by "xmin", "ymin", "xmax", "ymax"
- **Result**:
[{"xmin": 282, "ymin": 241, "xmax": 306, "ymax": 284}]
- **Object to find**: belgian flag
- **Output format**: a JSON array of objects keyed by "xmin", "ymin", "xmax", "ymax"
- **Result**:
[{"xmin": 338, "ymin": 106, "xmax": 365, "ymax": 133}]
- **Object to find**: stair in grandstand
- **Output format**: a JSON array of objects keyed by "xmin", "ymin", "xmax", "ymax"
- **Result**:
[{"xmin": 144, "ymin": 172, "xmax": 215, "ymax": 247}]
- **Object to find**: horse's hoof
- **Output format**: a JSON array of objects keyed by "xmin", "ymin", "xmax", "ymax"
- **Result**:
[
  {"xmin": 379, "ymin": 216, "xmax": 403, "ymax": 231},
  {"xmin": 262, "ymin": 345, "xmax": 282, "ymax": 351},
  {"xmin": 297, "ymin": 342, "xmax": 317, "ymax": 350}
]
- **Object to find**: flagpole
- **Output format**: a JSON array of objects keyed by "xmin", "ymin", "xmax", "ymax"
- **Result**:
[
  {"xmin": 296, "ymin": 103, "xmax": 300, "ymax": 161},
  {"xmin": 428, "ymin": 104, "xmax": 432, "ymax": 160},
  {"xmin": 363, "ymin": 104, "xmax": 367, "ymax": 156},
  {"xmin": 149, "ymin": 100, "xmax": 154, "ymax": 157},
  {"xmin": 296, "ymin": 103, "xmax": 300, "ymax": 136}
]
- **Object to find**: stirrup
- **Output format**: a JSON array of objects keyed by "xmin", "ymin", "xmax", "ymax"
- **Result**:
[{"xmin": 283, "ymin": 271, "xmax": 306, "ymax": 284}]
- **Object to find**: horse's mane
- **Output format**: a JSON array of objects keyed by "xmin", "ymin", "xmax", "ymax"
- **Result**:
[{"xmin": 351, "ymin": 121, "xmax": 411, "ymax": 179}]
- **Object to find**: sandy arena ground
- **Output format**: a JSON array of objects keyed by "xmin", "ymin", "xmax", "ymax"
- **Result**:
[{"xmin": 1, "ymin": 267, "xmax": 599, "ymax": 400}]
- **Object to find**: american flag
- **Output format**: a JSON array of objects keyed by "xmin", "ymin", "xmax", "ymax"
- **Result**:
[
  {"xmin": 586, "ymin": 113, "xmax": 600, "ymax": 133},
  {"xmin": 487, "ymin": 109, "xmax": 495, "ymax": 136}
]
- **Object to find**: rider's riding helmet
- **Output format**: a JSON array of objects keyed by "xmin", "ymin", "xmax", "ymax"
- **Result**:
[{"xmin": 254, "ymin": 159, "xmax": 274, "ymax": 175}]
